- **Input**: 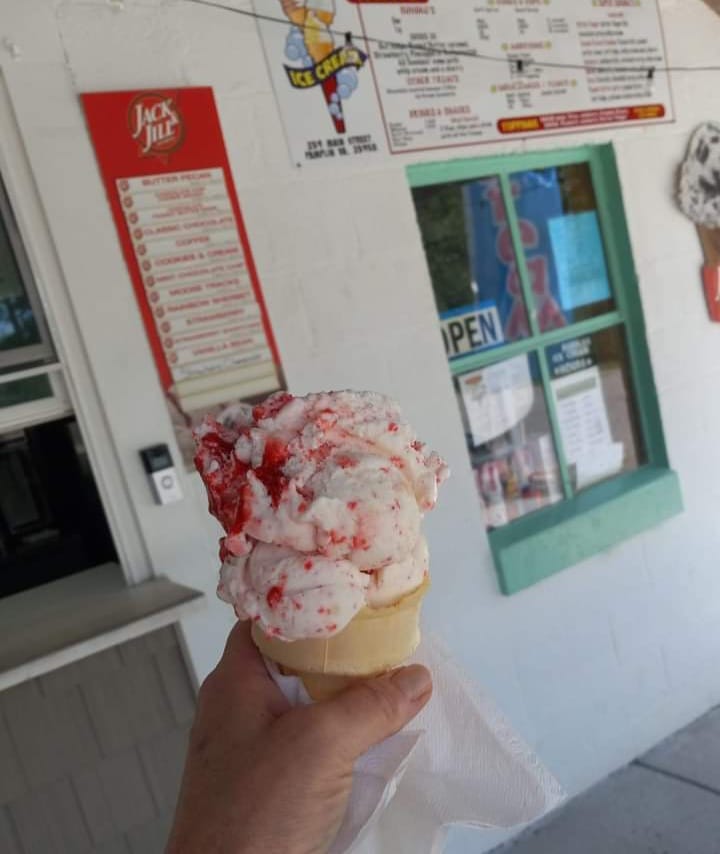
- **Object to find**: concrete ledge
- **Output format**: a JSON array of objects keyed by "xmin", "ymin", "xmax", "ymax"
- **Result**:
[{"xmin": 0, "ymin": 563, "xmax": 205, "ymax": 691}]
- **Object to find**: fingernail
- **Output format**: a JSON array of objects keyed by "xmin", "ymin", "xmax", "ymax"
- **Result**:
[{"xmin": 391, "ymin": 665, "xmax": 432, "ymax": 701}]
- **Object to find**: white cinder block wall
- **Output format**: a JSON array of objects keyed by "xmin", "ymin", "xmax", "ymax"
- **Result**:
[{"xmin": 2, "ymin": 1, "xmax": 720, "ymax": 851}]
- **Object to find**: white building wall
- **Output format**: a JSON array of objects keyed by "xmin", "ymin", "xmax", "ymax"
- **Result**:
[{"xmin": 2, "ymin": 1, "xmax": 720, "ymax": 850}]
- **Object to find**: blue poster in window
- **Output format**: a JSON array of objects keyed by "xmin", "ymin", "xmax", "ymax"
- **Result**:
[
  {"xmin": 464, "ymin": 170, "xmax": 566, "ymax": 340},
  {"xmin": 548, "ymin": 212, "xmax": 611, "ymax": 311}
]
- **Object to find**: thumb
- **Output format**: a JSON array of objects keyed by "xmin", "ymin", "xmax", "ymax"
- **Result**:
[{"xmin": 313, "ymin": 665, "xmax": 432, "ymax": 760}]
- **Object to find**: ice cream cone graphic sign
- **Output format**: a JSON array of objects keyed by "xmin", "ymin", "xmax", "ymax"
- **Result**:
[
  {"xmin": 679, "ymin": 122, "xmax": 720, "ymax": 322},
  {"xmin": 279, "ymin": 0, "xmax": 366, "ymax": 133}
]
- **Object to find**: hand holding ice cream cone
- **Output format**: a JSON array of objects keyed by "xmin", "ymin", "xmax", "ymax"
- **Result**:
[
  {"xmin": 194, "ymin": 390, "xmax": 448, "ymax": 700},
  {"xmin": 166, "ymin": 619, "xmax": 432, "ymax": 854}
]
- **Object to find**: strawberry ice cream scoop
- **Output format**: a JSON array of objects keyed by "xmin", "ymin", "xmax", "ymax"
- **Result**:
[{"xmin": 194, "ymin": 390, "xmax": 448, "ymax": 641}]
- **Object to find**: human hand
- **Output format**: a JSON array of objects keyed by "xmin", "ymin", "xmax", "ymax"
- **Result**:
[{"xmin": 165, "ymin": 621, "xmax": 432, "ymax": 854}]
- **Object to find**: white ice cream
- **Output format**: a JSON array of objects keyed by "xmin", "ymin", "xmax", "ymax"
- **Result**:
[{"xmin": 195, "ymin": 390, "xmax": 448, "ymax": 640}]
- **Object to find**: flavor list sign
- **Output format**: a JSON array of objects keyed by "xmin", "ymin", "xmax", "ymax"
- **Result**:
[
  {"xmin": 548, "ymin": 336, "xmax": 623, "ymax": 490},
  {"xmin": 82, "ymin": 89, "xmax": 283, "ymax": 462},
  {"xmin": 254, "ymin": 0, "xmax": 673, "ymax": 165}
]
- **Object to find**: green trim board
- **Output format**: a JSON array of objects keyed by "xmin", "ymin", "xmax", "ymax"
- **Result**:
[
  {"xmin": 407, "ymin": 146, "xmax": 594, "ymax": 188},
  {"xmin": 500, "ymin": 170, "xmax": 576, "ymax": 497},
  {"xmin": 407, "ymin": 143, "xmax": 682, "ymax": 595},
  {"xmin": 591, "ymin": 150, "xmax": 669, "ymax": 468},
  {"xmin": 490, "ymin": 468, "xmax": 683, "ymax": 595},
  {"xmin": 447, "ymin": 310, "xmax": 623, "ymax": 374}
]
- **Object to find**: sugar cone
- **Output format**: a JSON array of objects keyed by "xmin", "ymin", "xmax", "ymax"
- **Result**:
[
  {"xmin": 252, "ymin": 578, "xmax": 429, "ymax": 700},
  {"xmin": 697, "ymin": 223, "xmax": 720, "ymax": 267},
  {"xmin": 696, "ymin": 225, "xmax": 720, "ymax": 321}
]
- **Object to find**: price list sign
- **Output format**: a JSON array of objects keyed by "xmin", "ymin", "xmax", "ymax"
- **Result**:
[
  {"xmin": 254, "ymin": 0, "xmax": 673, "ymax": 165},
  {"xmin": 82, "ymin": 89, "xmax": 282, "ymax": 424}
]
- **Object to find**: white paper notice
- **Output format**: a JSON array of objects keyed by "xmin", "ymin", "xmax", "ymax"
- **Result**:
[
  {"xmin": 575, "ymin": 442, "xmax": 625, "ymax": 491},
  {"xmin": 551, "ymin": 366, "xmax": 623, "ymax": 487},
  {"xmin": 116, "ymin": 168, "xmax": 279, "ymax": 410},
  {"xmin": 254, "ymin": 0, "xmax": 673, "ymax": 167},
  {"xmin": 459, "ymin": 355, "xmax": 533, "ymax": 446}
]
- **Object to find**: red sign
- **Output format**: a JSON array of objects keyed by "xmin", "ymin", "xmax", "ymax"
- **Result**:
[{"xmin": 81, "ymin": 87, "xmax": 282, "ymax": 416}]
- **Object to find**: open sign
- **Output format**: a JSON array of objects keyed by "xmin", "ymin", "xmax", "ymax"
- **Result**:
[{"xmin": 439, "ymin": 303, "xmax": 504, "ymax": 360}]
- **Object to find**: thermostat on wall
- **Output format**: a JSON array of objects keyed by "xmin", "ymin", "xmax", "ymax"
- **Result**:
[{"xmin": 140, "ymin": 444, "xmax": 183, "ymax": 505}]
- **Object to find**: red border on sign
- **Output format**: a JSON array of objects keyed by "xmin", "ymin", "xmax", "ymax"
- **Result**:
[{"xmin": 81, "ymin": 87, "xmax": 281, "ymax": 395}]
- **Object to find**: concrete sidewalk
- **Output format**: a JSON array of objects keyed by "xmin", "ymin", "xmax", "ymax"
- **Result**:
[{"xmin": 497, "ymin": 707, "xmax": 720, "ymax": 854}]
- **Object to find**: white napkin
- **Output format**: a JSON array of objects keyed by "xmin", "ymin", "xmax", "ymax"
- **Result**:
[{"xmin": 267, "ymin": 634, "xmax": 565, "ymax": 854}]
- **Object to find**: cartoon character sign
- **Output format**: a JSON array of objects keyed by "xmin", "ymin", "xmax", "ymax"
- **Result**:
[{"xmin": 278, "ymin": 0, "xmax": 367, "ymax": 133}]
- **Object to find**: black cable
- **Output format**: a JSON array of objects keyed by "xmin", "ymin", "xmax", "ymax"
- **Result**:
[{"xmin": 182, "ymin": 0, "xmax": 720, "ymax": 75}]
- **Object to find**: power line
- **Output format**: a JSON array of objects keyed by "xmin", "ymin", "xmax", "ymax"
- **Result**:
[{"xmin": 183, "ymin": 0, "xmax": 720, "ymax": 76}]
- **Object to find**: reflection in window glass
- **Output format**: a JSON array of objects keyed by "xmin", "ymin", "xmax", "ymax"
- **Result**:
[
  {"xmin": 547, "ymin": 326, "xmax": 645, "ymax": 493},
  {"xmin": 0, "ymin": 210, "xmax": 42, "ymax": 352},
  {"xmin": 510, "ymin": 163, "xmax": 615, "ymax": 332},
  {"xmin": 412, "ymin": 177, "xmax": 529, "ymax": 361},
  {"xmin": 455, "ymin": 352, "xmax": 562, "ymax": 530}
]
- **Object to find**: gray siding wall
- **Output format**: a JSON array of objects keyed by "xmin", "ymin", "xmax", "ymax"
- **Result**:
[{"xmin": 0, "ymin": 627, "xmax": 196, "ymax": 853}]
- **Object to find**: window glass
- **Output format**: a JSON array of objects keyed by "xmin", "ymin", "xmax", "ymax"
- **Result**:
[
  {"xmin": 0, "ymin": 375, "xmax": 52, "ymax": 409},
  {"xmin": 547, "ymin": 325, "xmax": 645, "ymax": 493},
  {"xmin": 412, "ymin": 176, "xmax": 529, "ymax": 361},
  {"xmin": 410, "ymin": 146, "xmax": 662, "ymax": 558},
  {"xmin": 0, "ymin": 416, "xmax": 118, "ymax": 598},
  {"xmin": 0, "ymin": 207, "xmax": 43, "ymax": 351},
  {"xmin": 455, "ymin": 352, "xmax": 562, "ymax": 530},
  {"xmin": 0, "ymin": 176, "xmax": 54, "ymax": 372},
  {"xmin": 510, "ymin": 163, "xmax": 615, "ymax": 332}
]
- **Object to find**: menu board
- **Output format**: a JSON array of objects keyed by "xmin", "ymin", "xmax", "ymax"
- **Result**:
[
  {"xmin": 82, "ymin": 88, "xmax": 283, "ymax": 464},
  {"xmin": 255, "ymin": 0, "xmax": 673, "ymax": 166},
  {"xmin": 549, "ymin": 336, "xmax": 623, "ymax": 490},
  {"xmin": 116, "ymin": 169, "xmax": 272, "ymax": 387}
]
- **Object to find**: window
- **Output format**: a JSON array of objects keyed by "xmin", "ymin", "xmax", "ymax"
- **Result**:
[
  {"xmin": 0, "ymin": 172, "xmax": 70, "ymax": 432},
  {"xmin": 0, "ymin": 171, "xmax": 118, "ymax": 597},
  {"xmin": 409, "ymin": 145, "xmax": 681, "ymax": 594}
]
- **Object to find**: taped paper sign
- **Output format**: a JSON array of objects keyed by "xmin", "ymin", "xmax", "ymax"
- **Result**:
[
  {"xmin": 548, "ymin": 212, "xmax": 611, "ymax": 311},
  {"xmin": 459, "ymin": 355, "xmax": 533, "ymax": 446},
  {"xmin": 550, "ymin": 364, "xmax": 623, "ymax": 490},
  {"xmin": 440, "ymin": 303, "xmax": 503, "ymax": 360}
]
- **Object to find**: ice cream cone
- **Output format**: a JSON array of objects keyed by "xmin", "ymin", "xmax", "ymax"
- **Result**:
[
  {"xmin": 252, "ymin": 578, "xmax": 429, "ymax": 700},
  {"xmin": 697, "ymin": 224, "xmax": 720, "ymax": 267},
  {"xmin": 697, "ymin": 225, "xmax": 720, "ymax": 321},
  {"xmin": 303, "ymin": 7, "xmax": 346, "ymax": 134}
]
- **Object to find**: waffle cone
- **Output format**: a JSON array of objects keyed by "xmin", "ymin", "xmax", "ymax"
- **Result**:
[{"xmin": 252, "ymin": 579, "xmax": 429, "ymax": 700}]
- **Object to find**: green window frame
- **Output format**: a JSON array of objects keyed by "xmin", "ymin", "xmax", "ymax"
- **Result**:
[{"xmin": 408, "ymin": 144, "xmax": 682, "ymax": 594}]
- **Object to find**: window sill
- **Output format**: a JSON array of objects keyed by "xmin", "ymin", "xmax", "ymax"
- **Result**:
[
  {"xmin": 489, "ymin": 467, "xmax": 683, "ymax": 595},
  {"xmin": 0, "ymin": 563, "xmax": 205, "ymax": 691}
]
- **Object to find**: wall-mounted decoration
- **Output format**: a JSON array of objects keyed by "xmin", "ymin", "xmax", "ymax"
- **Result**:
[
  {"xmin": 679, "ymin": 121, "xmax": 720, "ymax": 322},
  {"xmin": 255, "ymin": 0, "xmax": 674, "ymax": 167},
  {"xmin": 81, "ymin": 88, "xmax": 284, "ymax": 465}
]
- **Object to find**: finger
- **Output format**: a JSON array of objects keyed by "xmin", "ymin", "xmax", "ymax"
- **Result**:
[
  {"xmin": 311, "ymin": 665, "xmax": 432, "ymax": 760},
  {"xmin": 216, "ymin": 620, "xmax": 272, "ymax": 682},
  {"xmin": 211, "ymin": 621, "xmax": 290, "ymax": 718}
]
